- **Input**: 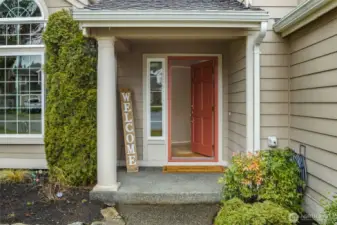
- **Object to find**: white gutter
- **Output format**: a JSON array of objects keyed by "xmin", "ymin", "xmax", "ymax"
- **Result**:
[
  {"xmin": 253, "ymin": 21, "xmax": 267, "ymax": 152},
  {"xmin": 274, "ymin": 0, "xmax": 337, "ymax": 37},
  {"xmin": 72, "ymin": 9, "xmax": 269, "ymax": 28}
]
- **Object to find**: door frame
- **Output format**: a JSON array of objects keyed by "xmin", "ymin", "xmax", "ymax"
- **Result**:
[{"xmin": 168, "ymin": 56, "xmax": 219, "ymax": 162}]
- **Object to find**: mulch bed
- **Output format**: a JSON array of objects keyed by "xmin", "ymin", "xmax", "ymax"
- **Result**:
[{"xmin": 0, "ymin": 183, "xmax": 104, "ymax": 225}]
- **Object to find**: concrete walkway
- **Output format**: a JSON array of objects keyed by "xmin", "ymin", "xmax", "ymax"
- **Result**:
[
  {"xmin": 90, "ymin": 168, "xmax": 223, "ymax": 204},
  {"xmin": 117, "ymin": 204, "xmax": 219, "ymax": 225}
]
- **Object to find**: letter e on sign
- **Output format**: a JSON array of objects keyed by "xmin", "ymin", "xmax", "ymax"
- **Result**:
[{"xmin": 120, "ymin": 88, "xmax": 139, "ymax": 172}]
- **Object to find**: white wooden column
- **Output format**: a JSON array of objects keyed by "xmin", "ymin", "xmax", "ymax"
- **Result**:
[{"xmin": 94, "ymin": 37, "xmax": 120, "ymax": 191}]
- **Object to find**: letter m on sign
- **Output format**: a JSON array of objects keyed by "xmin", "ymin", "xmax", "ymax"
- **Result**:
[{"xmin": 120, "ymin": 88, "xmax": 139, "ymax": 172}]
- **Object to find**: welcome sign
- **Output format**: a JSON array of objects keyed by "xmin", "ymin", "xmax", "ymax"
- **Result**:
[{"xmin": 120, "ymin": 88, "xmax": 139, "ymax": 172}]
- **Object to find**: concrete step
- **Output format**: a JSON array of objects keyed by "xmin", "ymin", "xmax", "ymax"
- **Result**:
[{"xmin": 90, "ymin": 168, "xmax": 223, "ymax": 205}]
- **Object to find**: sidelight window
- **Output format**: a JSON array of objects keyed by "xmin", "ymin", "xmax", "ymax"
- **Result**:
[{"xmin": 147, "ymin": 58, "xmax": 165, "ymax": 138}]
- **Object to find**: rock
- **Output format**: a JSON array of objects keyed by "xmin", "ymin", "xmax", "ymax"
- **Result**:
[
  {"xmin": 101, "ymin": 207, "xmax": 121, "ymax": 220},
  {"xmin": 91, "ymin": 220, "xmax": 125, "ymax": 225},
  {"xmin": 68, "ymin": 222, "xmax": 85, "ymax": 225},
  {"xmin": 105, "ymin": 220, "xmax": 125, "ymax": 225},
  {"xmin": 91, "ymin": 222, "xmax": 106, "ymax": 225}
]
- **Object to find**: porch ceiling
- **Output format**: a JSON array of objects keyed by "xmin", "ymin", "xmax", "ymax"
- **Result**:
[
  {"xmin": 91, "ymin": 27, "xmax": 249, "ymax": 40},
  {"xmin": 114, "ymin": 39, "xmax": 232, "ymax": 53}
]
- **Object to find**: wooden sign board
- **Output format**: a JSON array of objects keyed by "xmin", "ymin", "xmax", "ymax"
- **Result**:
[{"xmin": 120, "ymin": 88, "xmax": 139, "ymax": 172}]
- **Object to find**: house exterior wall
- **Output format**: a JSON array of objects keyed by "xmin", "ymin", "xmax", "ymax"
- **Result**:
[
  {"xmin": 116, "ymin": 40, "xmax": 228, "ymax": 163},
  {"xmin": 288, "ymin": 7, "xmax": 337, "ymax": 218},
  {"xmin": 228, "ymin": 38, "xmax": 246, "ymax": 156},
  {"xmin": 252, "ymin": 0, "xmax": 293, "ymax": 149},
  {"xmin": 44, "ymin": 0, "xmax": 72, "ymax": 14},
  {"xmin": 252, "ymin": 0, "xmax": 298, "ymax": 18},
  {"xmin": 0, "ymin": 0, "xmax": 71, "ymax": 169}
]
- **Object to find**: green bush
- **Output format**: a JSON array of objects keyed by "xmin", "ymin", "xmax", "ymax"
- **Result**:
[
  {"xmin": 43, "ymin": 10, "xmax": 98, "ymax": 186},
  {"xmin": 214, "ymin": 198, "xmax": 294, "ymax": 225},
  {"xmin": 323, "ymin": 195, "xmax": 337, "ymax": 225},
  {"xmin": 219, "ymin": 148, "xmax": 304, "ymax": 213},
  {"xmin": 259, "ymin": 149, "xmax": 304, "ymax": 213}
]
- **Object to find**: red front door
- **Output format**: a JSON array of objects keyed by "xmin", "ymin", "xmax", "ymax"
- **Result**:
[{"xmin": 191, "ymin": 61, "xmax": 214, "ymax": 157}]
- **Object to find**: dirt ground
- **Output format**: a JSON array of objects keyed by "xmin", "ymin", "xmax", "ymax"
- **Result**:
[{"xmin": 0, "ymin": 183, "xmax": 104, "ymax": 225}]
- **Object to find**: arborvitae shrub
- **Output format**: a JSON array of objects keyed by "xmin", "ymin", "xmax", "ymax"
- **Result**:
[{"xmin": 43, "ymin": 10, "xmax": 98, "ymax": 186}]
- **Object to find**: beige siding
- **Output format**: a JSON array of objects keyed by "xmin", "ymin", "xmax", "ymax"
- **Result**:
[
  {"xmin": 0, "ymin": 145, "xmax": 46, "ymax": 169},
  {"xmin": 259, "ymin": 18, "xmax": 290, "ymax": 149},
  {"xmin": 117, "ymin": 40, "xmax": 229, "ymax": 161},
  {"xmin": 258, "ymin": 9, "xmax": 292, "ymax": 149},
  {"xmin": 289, "ymin": 7, "xmax": 337, "ymax": 215},
  {"xmin": 228, "ymin": 39, "xmax": 246, "ymax": 155},
  {"xmin": 252, "ymin": 0, "xmax": 297, "ymax": 19},
  {"xmin": 0, "ymin": 145, "xmax": 45, "ymax": 159},
  {"xmin": 45, "ymin": 0, "xmax": 72, "ymax": 14}
]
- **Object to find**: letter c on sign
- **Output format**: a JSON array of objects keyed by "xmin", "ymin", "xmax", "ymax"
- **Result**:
[{"xmin": 126, "ymin": 123, "xmax": 134, "ymax": 133}]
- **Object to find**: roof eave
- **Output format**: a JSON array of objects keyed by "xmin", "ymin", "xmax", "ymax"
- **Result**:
[
  {"xmin": 72, "ymin": 9, "xmax": 269, "ymax": 28},
  {"xmin": 274, "ymin": 0, "xmax": 337, "ymax": 37}
]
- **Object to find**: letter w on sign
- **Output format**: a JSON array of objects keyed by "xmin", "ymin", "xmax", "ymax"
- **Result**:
[{"xmin": 120, "ymin": 88, "xmax": 139, "ymax": 172}]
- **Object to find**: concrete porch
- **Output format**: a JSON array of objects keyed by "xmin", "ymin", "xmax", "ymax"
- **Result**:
[{"xmin": 90, "ymin": 168, "xmax": 223, "ymax": 204}]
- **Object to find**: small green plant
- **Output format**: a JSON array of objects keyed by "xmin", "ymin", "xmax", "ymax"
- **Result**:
[
  {"xmin": 323, "ymin": 195, "xmax": 337, "ymax": 225},
  {"xmin": 219, "ymin": 148, "xmax": 304, "ymax": 213},
  {"xmin": 214, "ymin": 198, "xmax": 294, "ymax": 225},
  {"xmin": 0, "ymin": 169, "xmax": 31, "ymax": 183}
]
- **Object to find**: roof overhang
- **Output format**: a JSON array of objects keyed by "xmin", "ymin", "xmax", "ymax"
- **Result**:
[
  {"xmin": 274, "ymin": 0, "xmax": 337, "ymax": 37},
  {"xmin": 72, "ymin": 9, "xmax": 269, "ymax": 28}
]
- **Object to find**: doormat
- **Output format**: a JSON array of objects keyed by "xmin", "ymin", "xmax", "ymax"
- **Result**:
[{"xmin": 163, "ymin": 166, "xmax": 226, "ymax": 173}]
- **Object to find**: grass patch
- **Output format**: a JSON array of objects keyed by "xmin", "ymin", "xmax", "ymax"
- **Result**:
[{"xmin": 0, "ymin": 169, "xmax": 32, "ymax": 184}]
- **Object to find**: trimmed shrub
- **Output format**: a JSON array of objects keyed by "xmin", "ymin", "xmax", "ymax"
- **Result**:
[
  {"xmin": 214, "ymin": 198, "xmax": 294, "ymax": 225},
  {"xmin": 43, "ymin": 10, "xmax": 98, "ymax": 186},
  {"xmin": 219, "ymin": 148, "xmax": 304, "ymax": 213}
]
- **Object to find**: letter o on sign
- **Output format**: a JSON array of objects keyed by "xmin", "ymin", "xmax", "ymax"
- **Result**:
[{"xmin": 126, "ymin": 134, "xmax": 135, "ymax": 143}]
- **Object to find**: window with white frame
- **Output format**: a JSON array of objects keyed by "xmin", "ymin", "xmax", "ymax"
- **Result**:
[
  {"xmin": 0, "ymin": 0, "xmax": 45, "ymax": 136},
  {"xmin": 147, "ymin": 58, "xmax": 165, "ymax": 138}
]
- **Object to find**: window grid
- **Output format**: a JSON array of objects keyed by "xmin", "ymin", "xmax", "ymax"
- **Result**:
[
  {"xmin": 0, "ymin": 55, "xmax": 42, "ymax": 135},
  {"xmin": 0, "ymin": 23, "xmax": 44, "ymax": 46},
  {"xmin": 0, "ymin": 0, "xmax": 45, "ymax": 138},
  {"xmin": 0, "ymin": 0, "xmax": 42, "ymax": 18},
  {"xmin": 148, "ymin": 59, "xmax": 164, "ymax": 138}
]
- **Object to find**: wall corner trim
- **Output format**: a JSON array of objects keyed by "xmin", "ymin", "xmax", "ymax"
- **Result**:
[{"xmin": 274, "ymin": 0, "xmax": 337, "ymax": 37}]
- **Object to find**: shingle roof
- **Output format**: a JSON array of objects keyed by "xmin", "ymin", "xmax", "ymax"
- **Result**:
[{"xmin": 86, "ymin": 0, "xmax": 261, "ymax": 11}]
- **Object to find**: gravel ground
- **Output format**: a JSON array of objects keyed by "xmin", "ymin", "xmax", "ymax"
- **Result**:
[{"xmin": 117, "ymin": 204, "xmax": 219, "ymax": 225}]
